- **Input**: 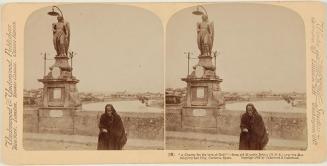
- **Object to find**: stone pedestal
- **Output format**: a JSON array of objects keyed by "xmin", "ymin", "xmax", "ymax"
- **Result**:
[
  {"xmin": 181, "ymin": 54, "xmax": 225, "ymax": 132},
  {"xmin": 37, "ymin": 107, "xmax": 76, "ymax": 134},
  {"xmin": 38, "ymin": 55, "xmax": 81, "ymax": 134},
  {"xmin": 38, "ymin": 78, "xmax": 80, "ymax": 108}
]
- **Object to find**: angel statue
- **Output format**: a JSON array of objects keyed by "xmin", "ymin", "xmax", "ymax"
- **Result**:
[
  {"xmin": 197, "ymin": 14, "xmax": 214, "ymax": 56},
  {"xmin": 52, "ymin": 16, "xmax": 70, "ymax": 56}
]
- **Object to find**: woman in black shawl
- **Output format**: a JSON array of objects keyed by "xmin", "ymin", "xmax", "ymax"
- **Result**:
[
  {"xmin": 239, "ymin": 103, "xmax": 269, "ymax": 150},
  {"xmin": 97, "ymin": 104, "xmax": 127, "ymax": 150}
]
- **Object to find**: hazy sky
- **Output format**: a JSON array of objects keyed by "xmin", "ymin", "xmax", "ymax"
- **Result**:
[
  {"xmin": 25, "ymin": 4, "xmax": 163, "ymax": 93},
  {"xmin": 24, "ymin": 3, "xmax": 306, "ymax": 93},
  {"xmin": 166, "ymin": 3, "xmax": 306, "ymax": 93}
]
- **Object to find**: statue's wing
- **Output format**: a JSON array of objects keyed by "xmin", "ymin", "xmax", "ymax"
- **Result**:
[
  {"xmin": 197, "ymin": 22, "xmax": 201, "ymax": 49},
  {"xmin": 52, "ymin": 23, "xmax": 56, "ymax": 49},
  {"xmin": 65, "ymin": 22, "xmax": 70, "ymax": 53},
  {"xmin": 209, "ymin": 22, "xmax": 214, "ymax": 45},
  {"xmin": 65, "ymin": 22, "xmax": 70, "ymax": 44}
]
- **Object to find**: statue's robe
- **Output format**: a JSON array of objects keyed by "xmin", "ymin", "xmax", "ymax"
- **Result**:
[
  {"xmin": 53, "ymin": 22, "xmax": 70, "ymax": 56},
  {"xmin": 197, "ymin": 21, "xmax": 214, "ymax": 55}
]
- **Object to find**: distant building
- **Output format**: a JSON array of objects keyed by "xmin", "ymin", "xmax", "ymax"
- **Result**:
[
  {"xmin": 165, "ymin": 92, "xmax": 181, "ymax": 104},
  {"xmin": 23, "ymin": 88, "xmax": 42, "ymax": 105}
]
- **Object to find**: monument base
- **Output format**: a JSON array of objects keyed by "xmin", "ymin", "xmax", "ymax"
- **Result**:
[
  {"xmin": 181, "ymin": 106, "xmax": 223, "ymax": 133},
  {"xmin": 38, "ymin": 107, "xmax": 80, "ymax": 134}
]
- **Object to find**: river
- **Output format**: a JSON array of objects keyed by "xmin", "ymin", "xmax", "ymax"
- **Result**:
[
  {"xmin": 82, "ymin": 100, "xmax": 163, "ymax": 113},
  {"xmin": 82, "ymin": 100, "xmax": 305, "ymax": 113},
  {"xmin": 225, "ymin": 100, "xmax": 305, "ymax": 113}
]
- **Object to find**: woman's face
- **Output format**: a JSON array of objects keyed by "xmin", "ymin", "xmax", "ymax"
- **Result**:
[
  {"xmin": 106, "ymin": 106, "xmax": 113, "ymax": 116},
  {"xmin": 246, "ymin": 105, "xmax": 254, "ymax": 116}
]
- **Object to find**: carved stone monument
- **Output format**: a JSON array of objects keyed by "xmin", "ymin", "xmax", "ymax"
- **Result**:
[
  {"xmin": 38, "ymin": 6, "xmax": 81, "ymax": 134},
  {"xmin": 181, "ymin": 6, "xmax": 225, "ymax": 132}
]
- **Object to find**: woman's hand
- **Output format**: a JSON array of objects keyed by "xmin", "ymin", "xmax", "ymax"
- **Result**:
[
  {"xmin": 101, "ymin": 129, "xmax": 108, "ymax": 133},
  {"xmin": 242, "ymin": 128, "xmax": 248, "ymax": 132}
]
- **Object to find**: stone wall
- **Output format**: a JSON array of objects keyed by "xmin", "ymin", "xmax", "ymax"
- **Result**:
[
  {"xmin": 24, "ymin": 107, "xmax": 164, "ymax": 140},
  {"xmin": 24, "ymin": 105, "xmax": 307, "ymax": 141},
  {"xmin": 24, "ymin": 107, "xmax": 39, "ymax": 133},
  {"xmin": 166, "ymin": 105, "xmax": 307, "ymax": 141}
]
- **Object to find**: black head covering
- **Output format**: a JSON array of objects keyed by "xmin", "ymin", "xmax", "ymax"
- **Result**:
[
  {"xmin": 245, "ymin": 103, "xmax": 258, "ymax": 115},
  {"xmin": 105, "ymin": 104, "xmax": 118, "ymax": 116}
]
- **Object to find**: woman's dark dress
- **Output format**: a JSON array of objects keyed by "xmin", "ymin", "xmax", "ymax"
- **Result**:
[
  {"xmin": 97, "ymin": 112, "xmax": 126, "ymax": 150},
  {"xmin": 239, "ymin": 111, "xmax": 268, "ymax": 150}
]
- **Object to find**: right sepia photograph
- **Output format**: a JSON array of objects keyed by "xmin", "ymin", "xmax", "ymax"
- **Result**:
[{"xmin": 165, "ymin": 3, "xmax": 307, "ymax": 150}]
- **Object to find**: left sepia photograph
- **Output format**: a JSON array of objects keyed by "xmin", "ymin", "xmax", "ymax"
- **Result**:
[{"xmin": 23, "ymin": 4, "xmax": 164, "ymax": 150}]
